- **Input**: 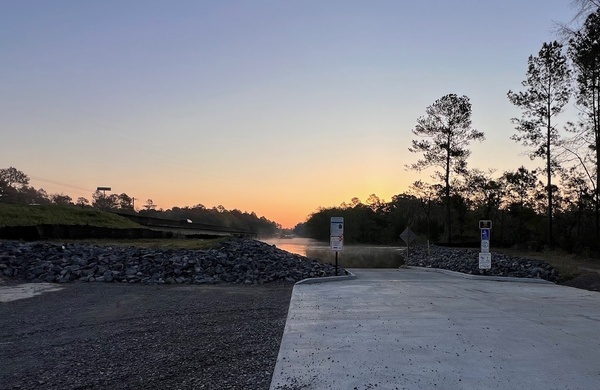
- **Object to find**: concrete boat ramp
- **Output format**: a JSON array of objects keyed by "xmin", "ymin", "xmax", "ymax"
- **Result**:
[{"xmin": 270, "ymin": 268, "xmax": 600, "ymax": 390}]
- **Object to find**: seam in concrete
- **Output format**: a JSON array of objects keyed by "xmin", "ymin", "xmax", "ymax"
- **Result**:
[
  {"xmin": 407, "ymin": 266, "xmax": 554, "ymax": 284},
  {"xmin": 295, "ymin": 271, "xmax": 357, "ymax": 285}
]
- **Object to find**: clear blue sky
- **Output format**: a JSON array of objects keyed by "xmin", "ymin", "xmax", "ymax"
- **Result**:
[{"xmin": 1, "ymin": 0, "xmax": 576, "ymax": 227}]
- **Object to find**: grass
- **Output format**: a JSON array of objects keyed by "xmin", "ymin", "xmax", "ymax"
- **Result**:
[
  {"xmin": 306, "ymin": 246, "xmax": 404, "ymax": 268},
  {"xmin": 494, "ymin": 247, "xmax": 600, "ymax": 282},
  {"xmin": 0, "ymin": 204, "xmax": 230, "ymax": 250},
  {"xmin": 0, "ymin": 203, "xmax": 142, "ymax": 229},
  {"xmin": 60, "ymin": 237, "xmax": 228, "ymax": 250}
]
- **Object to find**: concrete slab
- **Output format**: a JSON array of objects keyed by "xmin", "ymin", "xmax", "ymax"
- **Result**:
[
  {"xmin": 0, "ymin": 283, "xmax": 63, "ymax": 303},
  {"xmin": 270, "ymin": 268, "xmax": 600, "ymax": 390}
]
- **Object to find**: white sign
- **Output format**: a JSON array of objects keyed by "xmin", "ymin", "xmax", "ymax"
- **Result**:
[
  {"xmin": 330, "ymin": 236, "xmax": 343, "ymax": 251},
  {"xmin": 479, "ymin": 253, "xmax": 492, "ymax": 269},
  {"xmin": 330, "ymin": 217, "xmax": 344, "ymax": 251},
  {"xmin": 479, "ymin": 221, "xmax": 492, "ymax": 259},
  {"xmin": 481, "ymin": 240, "xmax": 490, "ymax": 253},
  {"xmin": 330, "ymin": 217, "xmax": 344, "ymax": 236}
]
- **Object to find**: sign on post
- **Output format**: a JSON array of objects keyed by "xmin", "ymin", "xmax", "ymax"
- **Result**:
[
  {"xmin": 330, "ymin": 217, "xmax": 344, "ymax": 239},
  {"xmin": 480, "ymin": 240, "xmax": 490, "ymax": 252},
  {"xmin": 330, "ymin": 217, "xmax": 344, "ymax": 276},
  {"xmin": 479, "ymin": 220, "xmax": 492, "ymax": 229},
  {"xmin": 481, "ymin": 228, "xmax": 490, "ymax": 241},
  {"xmin": 330, "ymin": 236, "xmax": 343, "ymax": 251},
  {"xmin": 479, "ymin": 221, "xmax": 492, "ymax": 269},
  {"xmin": 478, "ymin": 253, "xmax": 491, "ymax": 269},
  {"xmin": 400, "ymin": 227, "xmax": 416, "ymax": 244},
  {"xmin": 400, "ymin": 227, "xmax": 416, "ymax": 264},
  {"xmin": 480, "ymin": 228, "xmax": 490, "ymax": 253}
]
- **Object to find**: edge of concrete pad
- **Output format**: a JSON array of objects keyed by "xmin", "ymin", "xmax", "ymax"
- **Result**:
[
  {"xmin": 270, "ymin": 272, "xmax": 356, "ymax": 389},
  {"xmin": 295, "ymin": 271, "xmax": 357, "ymax": 285},
  {"xmin": 407, "ymin": 266, "xmax": 554, "ymax": 284},
  {"xmin": 0, "ymin": 283, "xmax": 64, "ymax": 303}
]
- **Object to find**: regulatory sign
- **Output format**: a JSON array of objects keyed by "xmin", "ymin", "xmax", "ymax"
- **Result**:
[
  {"xmin": 330, "ymin": 236, "xmax": 343, "ymax": 251},
  {"xmin": 400, "ymin": 227, "xmax": 417, "ymax": 244},
  {"xmin": 481, "ymin": 228, "xmax": 491, "ymax": 241},
  {"xmin": 330, "ymin": 217, "xmax": 344, "ymax": 251},
  {"xmin": 479, "ymin": 253, "xmax": 492, "ymax": 269},
  {"xmin": 479, "ymin": 220, "xmax": 492, "ymax": 229},
  {"xmin": 481, "ymin": 240, "xmax": 490, "ymax": 253},
  {"xmin": 331, "ymin": 217, "xmax": 344, "ymax": 236}
]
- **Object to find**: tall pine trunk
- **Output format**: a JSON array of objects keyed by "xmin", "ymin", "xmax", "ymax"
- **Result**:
[
  {"xmin": 445, "ymin": 139, "xmax": 452, "ymax": 244},
  {"xmin": 547, "ymin": 93, "xmax": 553, "ymax": 248},
  {"xmin": 595, "ymin": 76, "xmax": 600, "ymax": 239}
]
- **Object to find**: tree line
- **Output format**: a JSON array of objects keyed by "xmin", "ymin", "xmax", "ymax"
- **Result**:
[
  {"xmin": 0, "ymin": 167, "xmax": 279, "ymax": 236},
  {"xmin": 299, "ymin": 3, "xmax": 600, "ymax": 256},
  {"xmin": 298, "ymin": 165, "xmax": 595, "ymax": 254}
]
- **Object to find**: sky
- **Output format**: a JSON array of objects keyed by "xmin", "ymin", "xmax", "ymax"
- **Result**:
[{"xmin": 1, "ymin": 0, "xmax": 580, "ymax": 228}]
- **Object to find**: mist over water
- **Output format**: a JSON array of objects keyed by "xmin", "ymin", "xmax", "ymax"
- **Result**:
[
  {"xmin": 260, "ymin": 237, "xmax": 324, "ymax": 257},
  {"xmin": 260, "ymin": 237, "xmax": 404, "ymax": 268}
]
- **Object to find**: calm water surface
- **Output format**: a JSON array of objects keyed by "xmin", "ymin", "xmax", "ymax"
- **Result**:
[{"xmin": 260, "ymin": 237, "xmax": 404, "ymax": 268}]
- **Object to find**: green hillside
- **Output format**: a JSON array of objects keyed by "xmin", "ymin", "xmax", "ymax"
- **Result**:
[{"xmin": 0, "ymin": 204, "xmax": 142, "ymax": 229}]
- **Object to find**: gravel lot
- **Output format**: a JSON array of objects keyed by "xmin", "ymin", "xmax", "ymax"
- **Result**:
[{"xmin": 0, "ymin": 281, "xmax": 293, "ymax": 389}]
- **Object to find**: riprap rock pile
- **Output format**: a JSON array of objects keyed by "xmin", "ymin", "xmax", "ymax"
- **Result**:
[
  {"xmin": 405, "ymin": 245, "xmax": 558, "ymax": 282},
  {"xmin": 0, "ymin": 239, "xmax": 344, "ymax": 284}
]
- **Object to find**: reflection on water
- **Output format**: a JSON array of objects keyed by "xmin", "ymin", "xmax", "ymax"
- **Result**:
[
  {"xmin": 260, "ymin": 237, "xmax": 321, "ymax": 256},
  {"xmin": 260, "ymin": 237, "xmax": 405, "ymax": 268}
]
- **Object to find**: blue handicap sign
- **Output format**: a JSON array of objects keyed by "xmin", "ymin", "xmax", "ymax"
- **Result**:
[{"xmin": 481, "ymin": 228, "xmax": 491, "ymax": 241}]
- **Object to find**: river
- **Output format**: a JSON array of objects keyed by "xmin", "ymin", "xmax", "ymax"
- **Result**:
[{"xmin": 260, "ymin": 237, "xmax": 404, "ymax": 268}]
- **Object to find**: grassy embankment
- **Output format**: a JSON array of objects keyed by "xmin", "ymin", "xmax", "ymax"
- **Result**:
[
  {"xmin": 0, "ymin": 203, "xmax": 141, "ymax": 228},
  {"xmin": 495, "ymin": 247, "xmax": 600, "ymax": 283},
  {"xmin": 0, "ymin": 204, "xmax": 224, "ymax": 249}
]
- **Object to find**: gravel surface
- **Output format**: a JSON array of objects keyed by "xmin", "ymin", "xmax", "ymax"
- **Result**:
[
  {"xmin": 0, "ymin": 282, "xmax": 293, "ymax": 389},
  {"xmin": 562, "ymin": 271, "xmax": 600, "ymax": 291}
]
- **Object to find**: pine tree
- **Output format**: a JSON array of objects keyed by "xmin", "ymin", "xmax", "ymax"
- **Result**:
[
  {"xmin": 507, "ymin": 41, "xmax": 571, "ymax": 247},
  {"xmin": 407, "ymin": 94, "xmax": 484, "ymax": 243}
]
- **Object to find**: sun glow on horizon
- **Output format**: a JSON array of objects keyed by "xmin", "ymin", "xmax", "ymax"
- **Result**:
[{"xmin": 3, "ymin": 1, "xmax": 574, "ymax": 230}]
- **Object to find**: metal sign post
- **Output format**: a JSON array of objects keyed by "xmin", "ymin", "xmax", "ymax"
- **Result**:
[
  {"xmin": 479, "ymin": 220, "xmax": 492, "ymax": 270},
  {"xmin": 330, "ymin": 217, "xmax": 344, "ymax": 276}
]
